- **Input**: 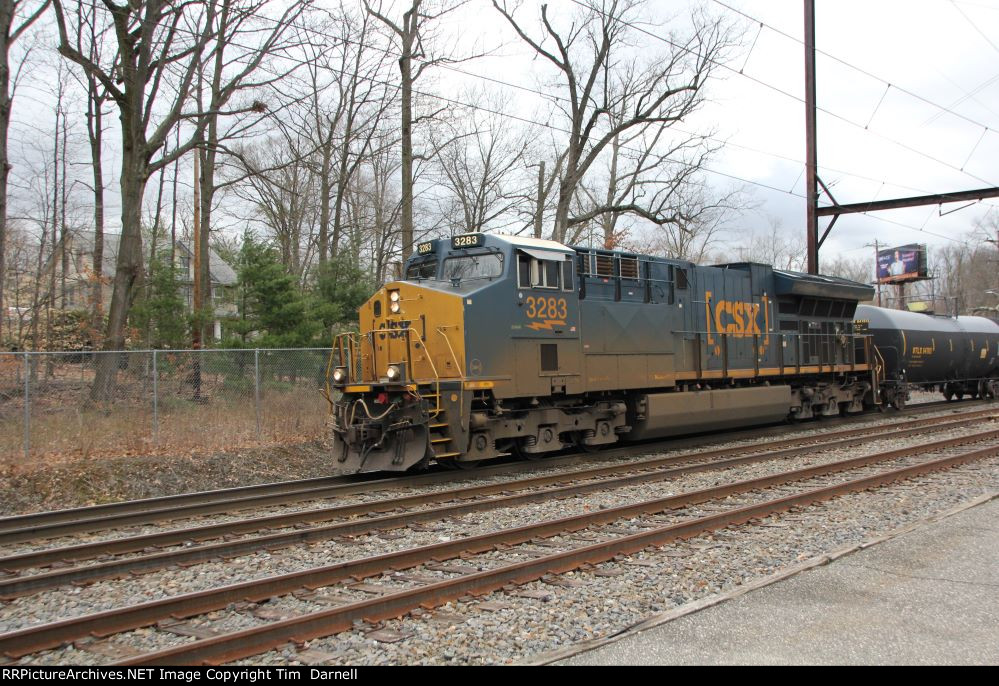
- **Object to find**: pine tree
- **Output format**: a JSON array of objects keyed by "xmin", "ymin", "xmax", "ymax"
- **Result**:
[
  {"xmin": 130, "ymin": 254, "xmax": 188, "ymax": 349},
  {"xmin": 229, "ymin": 234, "xmax": 317, "ymax": 348}
]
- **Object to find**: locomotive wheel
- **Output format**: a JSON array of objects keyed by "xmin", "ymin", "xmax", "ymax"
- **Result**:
[
  {"xmin": 509, "ymin": 439, "xmax": 544, "ymax": 461},
  {"xmin": 574, "ymin": 432, "xmax": 602, "ymax": 454},
  {"xmin": 441, "ymin": 457, "xmax": 481, "ymax": 470}
]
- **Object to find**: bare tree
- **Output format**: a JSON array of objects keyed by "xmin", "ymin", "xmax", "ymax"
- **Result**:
[
  {"xmin": 364, "ymin": 0, "xmax": 473, "ymax": 259},
  {"xmin": 51, "ymin": 0, "xmax": 220, "ymax": 394},
  {"xmin": 729, "ymin": 217, "xmax": 806, "ymax": 272},
  {"xmin": 231, "ymin": 132, "xmax": 318, "ymax": 281},
  {"xmin": 430, "ymin": 87, "xmax": 535, "ymax": 235},
  {"xmin": 297, "ymin": 6, "xmax": 394, "ymax": 266},
  {"xmin": 493, "ymin": 0, "xmax": 730, "ymax": 243},
  {"xmin": 193, "ymin": 0, "xmax": 310, "ymax": 345},
  {"xmin": 51, "ymin": 0, "xmax": 309, "ymax": 395},
  {"xmin": 0, "ymin": 0, "xmax": 49, "ymax": 345},
  {"xmin": 632, "ymin": 182, "xmax": 745, "ymax": 263}
]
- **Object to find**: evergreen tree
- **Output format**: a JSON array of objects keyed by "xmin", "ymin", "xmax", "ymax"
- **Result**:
[
  {"xmin": 130, "ymin": 254, "xmax": 188, "ymax": 349},
  {"xmin": 309, "ymin": 255, "xmax": 373, "ymax": 345},
  {"xmin": 228, "ymin": 234, "xmax": 318, "ymax": 347}
]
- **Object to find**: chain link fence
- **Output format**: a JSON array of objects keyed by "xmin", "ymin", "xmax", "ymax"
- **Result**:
[{"xmin": 0, "ymin": 348, "xmax": 334, "ymax": 465}]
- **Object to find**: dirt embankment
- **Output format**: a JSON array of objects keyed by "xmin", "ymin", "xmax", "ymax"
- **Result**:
[{"xmin": 0, "ymin": 440, "xmax": 335, "ymax": 517}]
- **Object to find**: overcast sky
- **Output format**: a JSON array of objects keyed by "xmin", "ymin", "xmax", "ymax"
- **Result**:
[
  {"xmin": 9, "ymin": 0, "xmax": 999, "ymax": 271},
  {"xmin": 436, "ymin": 0, "xmax": 999, "ymax": 263}
]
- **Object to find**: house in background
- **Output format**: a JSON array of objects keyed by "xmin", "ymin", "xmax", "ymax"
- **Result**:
[{"xmin": 61, "ymin": 232, "xmax": 238, "ymax": 342}]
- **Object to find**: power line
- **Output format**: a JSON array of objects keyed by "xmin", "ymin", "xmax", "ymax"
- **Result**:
[
  {"xmin": 63, "ymin": 3, "xmax": 980, "ymax": 249},
  {"xmin": 713, "ymin": 0, "xmax": 999, "ymax": 132},
  {"xmin": 566, "ymin": 0, "xmax": 999, "ymax": 189}
]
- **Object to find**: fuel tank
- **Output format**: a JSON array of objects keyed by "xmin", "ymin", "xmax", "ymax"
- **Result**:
[{"xmin": 855, "ymin": 305, "xmax": 999, "ymax": 384}]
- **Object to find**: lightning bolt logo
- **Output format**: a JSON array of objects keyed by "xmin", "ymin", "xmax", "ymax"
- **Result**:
[{"xmin": 526, "ymin": 319, "xmax": 566, "ymax": 331}]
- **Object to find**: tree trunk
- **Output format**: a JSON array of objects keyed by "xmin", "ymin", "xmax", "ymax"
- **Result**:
[
  {"xmin": 0, "ymin": 1, "xmax": 11, "ymax": 346},
  {"xmin": 534, "ymin": 161, "xmax": 545, "ymax": 239},
  {"xmin": 399, "ymin": 32, "xmax": 414, "ymax": 259},
  {"xmin": 92, "ymin": 157, "xmax": 146, "ymax": 400}
]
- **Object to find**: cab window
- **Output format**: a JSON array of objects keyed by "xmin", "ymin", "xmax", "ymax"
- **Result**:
[
  {"xmin": 406, "ymin": 258, "xmax": 437, "ymax": 280},
  {"xmin": 442, "ymin": 253, "xmax": 504, "ymax": 281}
]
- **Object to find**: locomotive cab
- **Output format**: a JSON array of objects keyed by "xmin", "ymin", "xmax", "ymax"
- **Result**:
[{"xmin": 329, "ymin": 233, "xmax": 581, "ymax": 472}]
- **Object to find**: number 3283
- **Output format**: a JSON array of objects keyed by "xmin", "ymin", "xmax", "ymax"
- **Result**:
[{"xmin": 526, "ymin": 296, "xmax": 567, "ymax": 320}]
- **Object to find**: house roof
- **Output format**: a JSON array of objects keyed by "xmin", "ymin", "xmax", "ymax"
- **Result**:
[{"xmin": 67, "ymin": 232, "xmax": 237, "ymax": 286}]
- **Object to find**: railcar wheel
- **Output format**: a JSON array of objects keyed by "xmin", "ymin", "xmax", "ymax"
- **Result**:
[
  {"xmin": 944, "ymin": 390, "xmax": 954, "ymax": 401},
  {"xmin": 574, "ymin": 432, "xmax": 602, "ymax": 454},
  {"xmin": 891, "ymin": 395, "xmax": 906, "ymax": 411},
  {"xmin": 507, "ymin": 439, "xmax": 544, "ymax": 461},
  {"xmin": 441, "ymin": 457, "xmax": 481, "ymax": 470}
]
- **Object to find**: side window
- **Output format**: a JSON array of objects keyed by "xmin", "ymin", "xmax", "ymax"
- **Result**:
[
  {"xmin": 562, "ymin": 258, "xmax": 574, "ymax": 292},
  {"xmin": 518, "ymin": 254, "xmax": 532, "ymax": 288},
  {"xmin": 676, "ymin": 268, "xmax": 689, "ymax": 290},
  {"xmin": 517, "ymin": 252, "xmax": 561, "ymax": 289}
]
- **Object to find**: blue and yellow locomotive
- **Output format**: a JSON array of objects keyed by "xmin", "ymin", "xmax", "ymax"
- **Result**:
[{"xmin": 328, "ymin": 233, "xmax": 882, "ymax": 473}]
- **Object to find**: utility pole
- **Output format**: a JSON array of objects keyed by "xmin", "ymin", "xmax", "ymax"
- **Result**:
[
  {"xmin": 804, "ymin": 0, "xmax": 819, "ymax": 274},
  {"xmin": 802, "ymin": 1, "xmax": 999, "ymax": 271},
  {"xmin": 873, "ymin": 239, "xmax": 882, "ymax": 307},
  {"xmin": 192, "ymin": 152, "xmax": 202, "ymax": 401}
]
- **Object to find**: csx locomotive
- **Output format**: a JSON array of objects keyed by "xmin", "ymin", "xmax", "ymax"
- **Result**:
[{"xmin": 329, "ymin": 233, "xmax": 988, "ymax": 473}]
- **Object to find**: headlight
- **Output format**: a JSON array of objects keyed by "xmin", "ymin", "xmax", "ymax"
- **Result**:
[
  {"xmin": 389, "ymin": 290, "xmax": 401, "ymax": 302},
  {"xmin": 390, "ymin": 301, "xmax": 401, "ymax": 314},
  {"xmin": 386, "ymin": 364, "xmax": 402, "ymax": 381},
  {"xmin": 332, "ymin": 366, "xmax": 347, "ymax": 384}
]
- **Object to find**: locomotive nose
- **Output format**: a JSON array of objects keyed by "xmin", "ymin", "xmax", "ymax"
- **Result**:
[{"xmin": 329, "ymin": 281, "xmax": 467, "ymax": 473}]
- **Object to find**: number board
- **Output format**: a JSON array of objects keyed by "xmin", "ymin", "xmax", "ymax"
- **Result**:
[
  {"xmin": 417, "ymin": 241, "xmax": 435, "ymax": 255},
  {"xmin": 451, "ymin": 233, "xmax": 484, "ymax": 249}
]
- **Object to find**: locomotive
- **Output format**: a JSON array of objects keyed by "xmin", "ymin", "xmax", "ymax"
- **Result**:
[{"xmin": 328, "ymin": 233, "xmax": 956, "ymax": 474}]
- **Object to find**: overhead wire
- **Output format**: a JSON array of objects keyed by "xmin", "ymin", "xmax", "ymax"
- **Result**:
[{"xmin": 76, "ymin": 1, "xmax": 983, "ymax": 248}]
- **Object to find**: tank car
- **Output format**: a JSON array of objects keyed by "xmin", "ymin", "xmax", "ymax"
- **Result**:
[
  {"xmin": 328, "ymin": 234, "xmax": 881, "ymax": 473},
  {"xmin": 855, "ymin": 305, "xmax": 999, "ymax": 403}
]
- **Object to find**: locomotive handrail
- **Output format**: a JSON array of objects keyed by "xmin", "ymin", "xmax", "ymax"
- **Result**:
[
  {"xmin": 436, "ymin": 325, "xmax": 465, "ymax": 427},
  {"xmin": 675, "ymin": 330, "xmax": 872, "ymax": 377},
  {"xmin": 330, "ymin": 329, "xmax": 446, "ymax": 419}
]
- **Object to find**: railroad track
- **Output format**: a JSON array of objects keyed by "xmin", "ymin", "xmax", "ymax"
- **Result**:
[
  {"xmin": 0, "ymin": 407, "xmax": 994, "ymax": 601},
  {"xmin": 2, "ymin": 415, "xmax": 996, "ymax": 664},
  {"xmin": 0, "ymin": 398, "xmax": 986, "ymax": 546}
]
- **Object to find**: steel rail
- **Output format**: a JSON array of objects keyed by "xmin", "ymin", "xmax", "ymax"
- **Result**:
[
  {"xmin": 1, "ymin": 413, "xmax": 992, "ymax": 597},
  {"xmin": 2, "ymin": 427, "xmax": 998, "ymax": 659},
  {"xmin": 2, "ymin": 409, "xmax": 991, "ymax": 570},
  {"xmin": 0, "ymin": 398, "xmax": 983, "ymax": 543},
  {"xmin": 114, "ymin": 439, "xmax": 999, "ymax": 665}
]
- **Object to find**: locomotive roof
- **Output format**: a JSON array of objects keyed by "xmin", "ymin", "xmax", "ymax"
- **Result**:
[{"xmin": 772, "ymin": 268, "xmax": 875, "ymax": 302}]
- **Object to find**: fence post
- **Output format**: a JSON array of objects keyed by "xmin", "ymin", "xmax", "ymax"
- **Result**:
[
  {"xmin": 152, "ymin": 350, "xmax": 159, "ymax": 444},
  {"xmin": 23, "ymin": 352, "xmax": 30, "ymax": 460},
  {"xmin": 254, "ymin": 348, "xmax": 261, "ymax": 440}
]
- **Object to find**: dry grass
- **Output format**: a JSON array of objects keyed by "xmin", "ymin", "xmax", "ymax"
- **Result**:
[{"xmin": 0, "ymin": 379, "xmax": 331, "ymax": 474}]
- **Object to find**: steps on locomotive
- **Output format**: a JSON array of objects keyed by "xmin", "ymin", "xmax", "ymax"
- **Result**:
[{"xmin": 420, "ymin": 389, "xmax": 461, "ymax": 460}]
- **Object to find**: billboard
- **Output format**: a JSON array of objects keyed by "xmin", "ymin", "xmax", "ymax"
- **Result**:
[{"xmin": 877, "ymin": 244, "xmax": 928, "ymax": 284}]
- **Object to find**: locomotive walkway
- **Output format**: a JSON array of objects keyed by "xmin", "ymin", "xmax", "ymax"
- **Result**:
[{"xmin": 556, "ymin": 493, "xmax": 999, "ymax": 665}]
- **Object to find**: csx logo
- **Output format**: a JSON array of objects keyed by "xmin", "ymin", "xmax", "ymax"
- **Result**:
[
  {"xmin": 714, "ymin": 301, "xmax": 762, "ymax": 335},
  {"xmin": 377, "ymin": 320, "xmax": 412, "ymax": 340},
  {"xmin": 705, "ymin": 291, "xmax": 770, "ymax": 344}
]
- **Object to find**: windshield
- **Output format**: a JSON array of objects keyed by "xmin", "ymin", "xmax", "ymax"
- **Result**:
[
  {"xmin": 442, "ymin": 253, "xmax": 504, "ymax": 281},
  {"xmin": 406, "ymin": 258, "xmax": 437, "ymax": 280}
]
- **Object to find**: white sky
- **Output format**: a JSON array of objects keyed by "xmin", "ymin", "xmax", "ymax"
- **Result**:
[
  {"xmin": 431, "ymin": 0, "xmax": 999, "ymax": 262},
  {"xmin": 9, "ymin": 0, "xmax": 999, "ymax": 271}
]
